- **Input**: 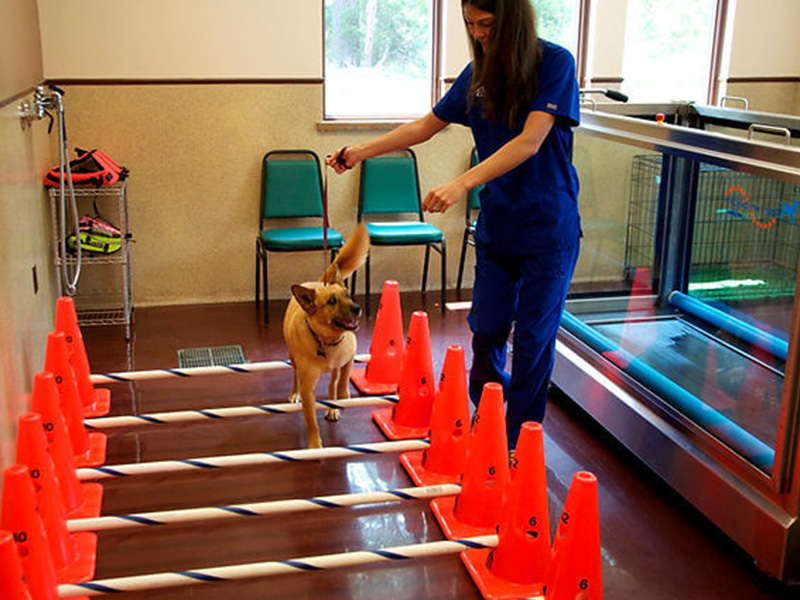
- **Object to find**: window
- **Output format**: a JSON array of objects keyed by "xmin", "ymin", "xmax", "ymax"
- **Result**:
[
  {"xmin": 621, "ymin": 0, "xmax": 720, "ymax": 103},
  {"xmin": 324, "ymin": 0, "xmax": 437, "ymax": 119},
  {"xmin": 536, "ymin": 0, "xmax": 581, "ymax": 56},
  {"xmin": 323, "ymin": 0, "xmax": 583, "ymax": 120}
]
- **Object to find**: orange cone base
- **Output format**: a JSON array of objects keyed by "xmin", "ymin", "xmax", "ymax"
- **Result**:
[
  {"xmin": 350, "ymin": 367, "xmax": 398, "ymax": 395},
  {"xmin": 82, "ymin": 389, "xmax": 111, "ymax": 418},
  {"xmin": 430, "ymin": 496, "xmax": 496, "ymax": 540},
  {"xmin": 66, "ymin": 483, "xmax": 103, "ymax": 520},
  {"xmin": 372, "ymin": 408, "xmax": 429, "ymax": 441},
  {"xmin": 56, "ymin": 532, "xmax": 97, "ymax": 584},
  {"xmin": 73, "ymin": 433, "xmax": 107, "ymax": 468},
  {"xmin": 400, "ymin": 450, "xmax": 461, "ymax": 487},
  {"xmin": 461, "ymin": 549, "xmax": 545, "ymax": 600}
]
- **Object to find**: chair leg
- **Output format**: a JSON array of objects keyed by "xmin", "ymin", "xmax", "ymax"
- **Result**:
[
  {"xmin": 351, "ymin": 268, "xmax": 358, "ymax": 297},
  {"xmin": 422, "ymin": 245, "xmax": 431, "ymax": 292},
  {"xmin": 440, "ymin": 239, "xmax": 446, "ymax": 314},
  {"xmin": 457, "ymin": 230, "xmax": 470, "ymax": 291},
  {"xmin": 365, "ymin": 253, "xmax": 371, "ymax": 319},
  {"xmin": 262, "ymin": 250, "xmax": 270, "ymax": 326},
  {"xmin": 255, "ymin": 242, "xmax": 261, "ymax": 304}
]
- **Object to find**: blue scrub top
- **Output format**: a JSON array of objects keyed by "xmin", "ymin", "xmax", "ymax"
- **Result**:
[{"xmin": 433, "ymin": 40, "xmax": 581, "ymax": 255}]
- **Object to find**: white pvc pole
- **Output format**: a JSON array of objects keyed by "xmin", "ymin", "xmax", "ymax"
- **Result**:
[
  {"xmin": 89, "ymin": 354, "xmax": 370, "ymax": 384},
  {"xmin": 76, "ymin": 439, "xmax": 430, "ymax": 481},
  {"xmin": 68, "ymin": 483, "xmax": 460, "ymax": 532},
  {"xmin": 84, "ymin": 395, "xmax": 398, "ymax": 429},
  {"xmin": 58, "ymin": 535, "xmax": 503, "ymax": 598}
]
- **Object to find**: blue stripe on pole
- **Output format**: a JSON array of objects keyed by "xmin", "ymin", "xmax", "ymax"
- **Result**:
[
  {"xmin": 179, "ymin": 459, "xmax": 220, "ymax": 469},
  {"xmin": 281, "ymin": 560, "xmax": 323, "ymax": 571},
  {"xmin": 218, "ymin": 506, "xmax": 260, "ymax": 517},
  {"xmin": 165, "ymin": 369, "xmax": 192, "ymax": 378},
  {"xmin": 370, "ymin": 550, "xmax": 410, "ymax": 561},
  {"xmin": 136, "ymin": 415, "xmax": 166, "ymax": 424},
  {"xmin": 254, "ymin": 405, "xmax": 288, "ymax": 414},
  {"xmin": 388, "ymin": 490, "xmax": 416, "ymax": 501},
  {"xmin": 91, "ymin": 466, "xmax": 129, "ymax": 477},
  {"xmin": 268, "ymin": 453, "xmax": 299, "ymax": 462},
  {"xmin": 196, "ymin": 410, "xmax": 223, "ymax": 419},
  {"xmin": 99, "ymin": 373, "xmax": 131, "ymax": 382},
  {"xmin": 224, "ymin": 365, "xmax": 250, "ymax": 373},
  {"xmin": 178, "ymin": 571, "xmax": 227, "ymax": 582},
  {"xmin": 73, "ymin": 582, "xmax": 123, "ymax": 594},
  {"xmin": 458, "ymin": 538, "xmax": 492, "ymax": 549},
  {"xmin": 307, "ymin": 498, "xmax": 341, "ymax": 508},
  {"xmin": 381, "ymin": 395, "xmax": 400, "ymax": 404},
  {"xmin": 118, "ymin": 514, "xmax": 164, "ymax": 526},
  {"xmin": 344, "ymin": 446, "xmax": 381, "ymax": 454}
]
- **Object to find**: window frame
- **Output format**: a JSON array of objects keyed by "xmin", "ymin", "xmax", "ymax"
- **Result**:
[{"xmin": 320, "ymin": 0, "xmax": 731, "ymax": 123}]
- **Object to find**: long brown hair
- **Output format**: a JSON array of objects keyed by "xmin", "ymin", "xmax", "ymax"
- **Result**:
[{"xmin": 462, "ymin": 0, "xmax": 542, "ymax": 128}]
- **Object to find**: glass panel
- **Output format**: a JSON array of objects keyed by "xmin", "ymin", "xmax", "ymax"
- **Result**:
[
  {"xmin": 571, "ymin": 135, "xmax": 660, "ymax": 297},
  {"xmin": 324, "ymin": 0, "xmax": 434, "ymax": 119},
  {"xmin": 568, "ymin": 132, "xmax": 791, "ymax": 474},
  {"xmin": 684, "ymin": 164, "xmax": 798, "ymax": 452}
]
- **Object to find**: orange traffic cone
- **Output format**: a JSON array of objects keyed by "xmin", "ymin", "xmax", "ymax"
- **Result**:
[
  {"xmin": 461, "ymin": 421, "xmax": 550, "ymax": 599},
  {"xmin": 431, "ymin": 382, "xmax": 510, "ymax": 539},
  {"xmin": 351, "ymin": 280, "xmax": 404, "ymax": 394},
  {"xmin": 30, "ymin": 372, "xmax": 103, "ymax": 520},
  {"xmin": 55, "ymin": 297, "xmax": 111, "ymax": 417},
  {"xmin": 547, "ymin": 471, "xmax": 603, "ymax": 600},
  {"xmin": 400, "ymin": 345, "xmax": 470, "ymax": 486},
  {"xmin": 0, "ymin": 530, "xmax": 32, "ymax": 600},
  {"xmin": 1, "ymin": 465, "xmax": 60, "ymax": 600},
  {"xmin": 44, "ymin": 331, "xmax": 106, "ymax": 467},
  {"xmin": 16, "ymin": 413, "xmax": 97, "ymax": 584},
  {"xmin": 372, "ymin": 311, "xmax": 435, "ymax": 440}
]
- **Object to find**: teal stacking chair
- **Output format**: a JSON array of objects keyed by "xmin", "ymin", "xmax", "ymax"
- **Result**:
[
  {"xmin": 354, "ymin": 148, "xmax": 446, "ymax": 317},
  {"xmin": 457, "ymin": 148, "xmax": 483, "ymax": 290},
  {"xmin": 256, "ymin": 149, "xmax": 343, "ymax": 324}
]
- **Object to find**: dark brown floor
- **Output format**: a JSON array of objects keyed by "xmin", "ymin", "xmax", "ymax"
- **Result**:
[{"xmin": 80, "ymin": 291, "xmax": 794, "ymax": 599}]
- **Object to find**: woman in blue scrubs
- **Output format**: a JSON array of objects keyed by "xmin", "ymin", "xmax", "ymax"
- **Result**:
[{"xmin": 328, "ymin": 0, "xmax": 581, "ymax": 451}]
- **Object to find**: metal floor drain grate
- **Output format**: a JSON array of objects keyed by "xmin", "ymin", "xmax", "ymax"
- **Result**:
[{"xmin": 177, "ymin": 345, "xmax": 247, "ymax": 368}]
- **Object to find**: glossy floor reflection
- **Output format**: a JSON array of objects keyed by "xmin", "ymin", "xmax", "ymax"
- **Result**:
[{"xmin": 81, "ymin": 293, "xmax": 793, "ymax": 599}]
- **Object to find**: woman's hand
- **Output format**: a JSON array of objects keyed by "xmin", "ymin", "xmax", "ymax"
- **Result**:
[
  {"xmin": 326, "ymin": 146, "xmax": 355, "ymax": 173},
  {"xmin": 422, "ymin": 179, "xmax": 468, "ymax": 213}
]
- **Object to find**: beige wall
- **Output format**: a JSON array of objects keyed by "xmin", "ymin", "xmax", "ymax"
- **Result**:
[
  {"xmin": 0, "ymin": 2, "xmax": 55, "ymax": 477},
  {"xmin": 38, "ymin": 0, "xmax": 322, "ymax": 79},
  {"xmin": 0, "ymin": 0, "xmax": 43, "ymax": 99},
  {"xmin": 60, "ymin": 83, "xmax": 473, "ymax": 306}
]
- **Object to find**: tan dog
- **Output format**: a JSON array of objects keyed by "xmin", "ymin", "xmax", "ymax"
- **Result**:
[{"xmin": 283, "ymin": 225, "xmax": 369, "ymax": 448}]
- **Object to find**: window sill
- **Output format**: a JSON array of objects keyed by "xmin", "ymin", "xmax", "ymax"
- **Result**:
[{"xmin": 316, "ymin": 120, "xmax": 411, "ymax": 132}]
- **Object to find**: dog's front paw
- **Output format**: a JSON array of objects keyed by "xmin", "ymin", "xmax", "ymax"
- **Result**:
[
  {"xmin": 289, "ymin": 392, "xmax": 301, "ymax": 404},
  {"xmin": 325, "ymin": 408, "xmax": 341, "ymax": 422}
]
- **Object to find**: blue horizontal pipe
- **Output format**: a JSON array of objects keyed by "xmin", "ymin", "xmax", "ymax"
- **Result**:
[
  {"xmin": 668, "ymin": 291, "xmax": 789, "ymax": 362},
  {"xmin": 560, "ymin": 311, "xmax": 774, "ymax": 474}
]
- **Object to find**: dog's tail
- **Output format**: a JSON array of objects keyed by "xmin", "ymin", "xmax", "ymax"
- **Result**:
[{"xmin": 321, "ymin": 224, "xmax": 369, "ymax": 284}]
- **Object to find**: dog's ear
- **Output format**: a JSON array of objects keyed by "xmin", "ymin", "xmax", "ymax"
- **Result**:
[
  {"xmin": 291, "ymin": 284, "xmax": 317, "ymax": 314},
  {"xmin": 321, "ymin": 263, "xmax": 345, "ymax": 287}
]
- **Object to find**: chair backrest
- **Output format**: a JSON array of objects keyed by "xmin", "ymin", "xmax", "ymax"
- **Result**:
[
  {"xmin": 358, "ymin": 148, "xmax": 423, "ymax": 220},
  {"xmin": 261, "ymin": 150, "xmax": 324, "ymax": 221},
  {"xmin": 466, "ymin": 147, "xmax": 483, "ymax": 224}
]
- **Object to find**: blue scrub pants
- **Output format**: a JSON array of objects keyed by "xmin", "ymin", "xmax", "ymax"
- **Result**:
[{"xmin": 467, "ymin": 240, "xmax": 579, "ymax": 449}]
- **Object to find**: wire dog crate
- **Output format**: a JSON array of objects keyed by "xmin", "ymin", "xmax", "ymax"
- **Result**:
[{"xmin": 625, "ymin": 155, "xmax": 800, "ymax": 301}]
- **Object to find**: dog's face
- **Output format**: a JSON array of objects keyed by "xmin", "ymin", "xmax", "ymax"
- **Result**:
[{"xmin": 291, "ymin": 282, "xmax": 362, "ymax": 337}]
